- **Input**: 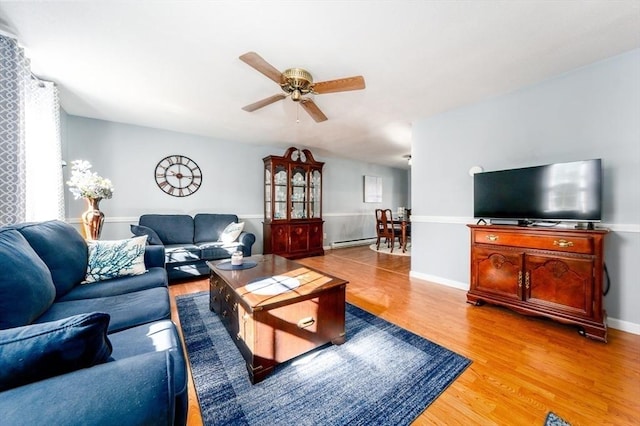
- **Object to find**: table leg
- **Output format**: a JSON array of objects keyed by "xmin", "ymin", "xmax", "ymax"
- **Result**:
[{"xmin": 401, "ymin": 221, "xmax": 407, "ymax": 252}]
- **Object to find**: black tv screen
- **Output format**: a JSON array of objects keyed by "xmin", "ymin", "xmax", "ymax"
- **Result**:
[{"xmin": 473, "ymin": 159, "xmax": 602, "ymax": 223}]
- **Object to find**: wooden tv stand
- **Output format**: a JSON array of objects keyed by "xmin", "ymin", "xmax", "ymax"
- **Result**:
[{"xmin": 466, "ymin": 224, "xmax": 609, "ymax": 342}]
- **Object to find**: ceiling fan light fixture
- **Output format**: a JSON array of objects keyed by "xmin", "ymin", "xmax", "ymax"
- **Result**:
[
  {"xmin": 291, "ymin": 89, "xmax": 301, "ymax": 102},
  {"xmin": 281, "ymin": 68, "xmax": 313, "ymax": 95}
]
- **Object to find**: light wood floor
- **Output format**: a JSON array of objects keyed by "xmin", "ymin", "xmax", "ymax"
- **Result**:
[{"xmin": 169, "ymin": 246, "xmax": 640, "ymax": 426}]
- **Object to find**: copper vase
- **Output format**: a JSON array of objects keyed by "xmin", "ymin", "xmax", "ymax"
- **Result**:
[{"xmin": 81, "ymin": 198, "xmax": 105, "ymax": 240}]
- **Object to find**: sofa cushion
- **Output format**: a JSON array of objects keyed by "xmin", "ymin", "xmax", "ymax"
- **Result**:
[
  {"xmin": 13, "ymin": 220, "xmax": 88, "ymax": 297},
  {"xmin": 109, "ymin": 320, "xmax": 187, "ymax": 397},
  {"xmin": 130, "ymin": 224, "xmax": 163, "ymax": 245},
  {"xmin": 0, "ymin": 230, "xmax": 56, "ymax": 329},
  {"xmin": 35, "ymin": 287, "xmax": 171, "ymax": 333},
  {"xmin": 85, "ymin": 236, "xmax": 148, "ymax": 283},
  {"xmin": 218, "ymin": 221, "xmax": 245, "ymax": 243},
  {"xmin": 0, "ymin": 312, "xmax": 112, "ymax": 391},
  {"xmin": 0, "ymin": 350, "xmax": 179, "ymax": 426},
  {"xmin": 139, "ymin": 214, "xmax": 194, "ymax": 244},
  {"xmin": 198, "ymin": 242, "xmax": 239, "ymax": 260},
  {"xmin": 194, "ymin": 213, "xmax": 238, "ymax": 244},
  {"xmin": 58, "ymin": 267, "xmax": 167, "ymax": 302},
  {"xmin": 165, "ymin": 244, "xmax": 201, "ymax": 263}
]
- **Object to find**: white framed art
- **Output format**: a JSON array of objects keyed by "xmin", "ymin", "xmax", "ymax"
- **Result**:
[{"xmin": 364, "ymin": 175, "xmax": 382, "ymax": 203}]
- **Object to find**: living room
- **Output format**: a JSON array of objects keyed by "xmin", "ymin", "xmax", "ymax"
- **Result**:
[
  {"xmin": 48, "ymin": 2, "xmax": 640, "ymax": 336},
  {"xmin": 1, "ymin": 1, "xmax": 639, "ymax": 425}
]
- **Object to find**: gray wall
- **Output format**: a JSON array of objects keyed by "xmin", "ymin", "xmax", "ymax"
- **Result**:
[
  {"xmin": 62, "ymin": 116, "xmax": 408, "ymax": 254},
  {"xmin": 410, "ymin": 49, "xmax": 640, "ymax": 331}
]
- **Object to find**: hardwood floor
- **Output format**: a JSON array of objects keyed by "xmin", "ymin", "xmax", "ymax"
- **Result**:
[{"xmin": 169, "ymin": 246, "xmax": 640, "ymax": 426}]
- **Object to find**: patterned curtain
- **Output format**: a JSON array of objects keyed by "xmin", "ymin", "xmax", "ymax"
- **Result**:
[
  {"xmin": 0, "ymin": 34, "xmax": 28, "ymax": 226},
  {"xmin": 0, "ymin": 34, "xmax": 63, "ymax": 226}
]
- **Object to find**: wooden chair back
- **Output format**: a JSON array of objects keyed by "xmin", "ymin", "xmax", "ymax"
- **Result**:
[{"xmin": 375, "ymin": 209, "xmax": 401, "ymax": 251}]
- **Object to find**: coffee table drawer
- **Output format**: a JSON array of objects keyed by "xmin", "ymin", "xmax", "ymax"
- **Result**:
[{"xmin": 247, "ymin": 286, "xmax": 346, "ymax": 364}]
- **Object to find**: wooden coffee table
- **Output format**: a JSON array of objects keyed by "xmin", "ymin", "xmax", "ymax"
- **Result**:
[{"xmin": 207, "ymin": 254, "xmax": 348, "ymax": 384}]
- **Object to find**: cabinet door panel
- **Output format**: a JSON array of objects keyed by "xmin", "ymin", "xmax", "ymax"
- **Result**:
[
  {"xmin": 526, "ymin": 254, "xmax": 594, "ymax": 316},
  {"xmin": 271, "ymin": 225, "xmax": 289, "ymax": 253},
  {"xmin": 289, "ymin": 224, "xmax": 309, "ymax": 253},
  {"xmin": 309, "ymin": 223, "xmax": 323, "ymax": 250},
  {"xmin": 473, "ymin": 247, "xmax": 522, "ymax": 300}
]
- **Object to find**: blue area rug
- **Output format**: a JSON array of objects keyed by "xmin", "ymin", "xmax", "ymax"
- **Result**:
[
  {"xmin": 545, "ymin": 412, "xmax": 572, "ymax": 425},
  {"xmin": 176, "ymin": 291, "xmax": 471, "ymax": 425}
]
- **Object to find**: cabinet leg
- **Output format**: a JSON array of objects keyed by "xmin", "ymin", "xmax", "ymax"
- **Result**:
[
  {"xmin": 578, "ymin": 325, "xmax": 607, "ymax": 343},
  {"xmin": 466, "ymin": 294, "xmax": 484, "ymax": 306}
]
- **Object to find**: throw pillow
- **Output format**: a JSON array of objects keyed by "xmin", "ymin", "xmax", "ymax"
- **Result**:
[
  {"xmin": 84, "ymin": 236, "xmax": 148, "ymax": 283},
  {"xmin": 14, "ymin": 220, "xmax": 88, "ymax": 297},
  {"xmin": 0, "ymin": 230, "xmax": 56, "ymax": 329},
  {"xmin": 218, "ymin": 222, "xmax": 244, "ymax": 244},
  {"xmin": 0, "ymin": 312, "xmax": 112, "ymax": 391},
  {"xmin": 130, "ymin": 224, "xmax": 163, "ymax": 245}
]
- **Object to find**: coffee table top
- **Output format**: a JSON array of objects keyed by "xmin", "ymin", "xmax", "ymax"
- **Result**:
[{"xmin": 207, "ymin": 254, "xmax": 347, "ymax": 311}]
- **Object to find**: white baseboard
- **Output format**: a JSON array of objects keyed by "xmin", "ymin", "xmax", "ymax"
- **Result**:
[
  {"xmin": 409, "ymin": 271, "xmax": 469, "ymax": 291},
  {"xmin": 409, "ymin": 271, "xmax": 640, "ymax": 335}
]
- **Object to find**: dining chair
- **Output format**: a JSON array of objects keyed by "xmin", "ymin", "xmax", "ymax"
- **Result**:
[{"xmin": 375, "ymin": 208, "xmax": 402, "ymax": 252}]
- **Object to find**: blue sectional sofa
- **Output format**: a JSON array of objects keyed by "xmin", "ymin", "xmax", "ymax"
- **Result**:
[
  {"xmin": 132, "ymin": 213, "xmax": 256, "ymax": 281},
  {"xmin": 0, "ymin": 220, "xmax": 188, "ymax": 425}
]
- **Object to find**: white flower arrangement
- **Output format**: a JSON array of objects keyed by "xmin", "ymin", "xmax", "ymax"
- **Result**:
[{"xmin": 66, "ymin": 160, "xmax": 114, "ymax": 200}]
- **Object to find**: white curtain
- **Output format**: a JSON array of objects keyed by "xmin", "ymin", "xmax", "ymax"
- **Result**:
[
  {"xmin": 0, "ymin": 33, "xmax": 64, "ymax": 226},
  {"xmin": 25, "ymin": 79, "xmax": 64, "ymax": 221}
]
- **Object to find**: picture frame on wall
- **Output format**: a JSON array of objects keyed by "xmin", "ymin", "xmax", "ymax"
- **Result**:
[{"xmin": 364, "ymin": 175, "xmax": 382, "ymax": 203}]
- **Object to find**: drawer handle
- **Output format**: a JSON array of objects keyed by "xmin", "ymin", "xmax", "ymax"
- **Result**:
[
  {"xmin": 232, "ymin": 302, "xmax": 238, "ymax": 312},
  {"xmin": 225, "ymin": 294, "xmax": 231, "ymax": 302},
  {"xmin": 554, "ymin": 239, "xmax": 574, "ymax": 248},
  {"xmin": 518, "ymin": 271, "xmax": 522, "ymax": 289},
  {"xmin": 297, "ymin": 317, "xmax": 315, "ymax": 329},
  {"xmin": 486, "ymin": 234, "xmax": 499, "ymax": 242}
]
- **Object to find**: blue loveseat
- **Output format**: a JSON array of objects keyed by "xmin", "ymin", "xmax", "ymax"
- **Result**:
[
  {"xmin": 132, "ymin": 213, "xmax": 256, "ymax": 281},
  {"xmin": 0, "ymin": 220, "xmax": 188, "ymax": 425}
]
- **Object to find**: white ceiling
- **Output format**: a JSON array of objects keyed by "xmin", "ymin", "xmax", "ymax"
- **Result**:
[{"xmin": 1, "ymin": 1, "xmax": 638, "ymax": 169}]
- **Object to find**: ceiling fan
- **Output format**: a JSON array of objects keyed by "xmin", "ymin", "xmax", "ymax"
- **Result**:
[{"xmin": 239, "ymin": 51, "xmax": 365, "ymax": 122}]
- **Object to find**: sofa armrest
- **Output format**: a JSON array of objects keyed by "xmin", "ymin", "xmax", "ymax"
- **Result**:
[
  {"xmin": 144, "ymin": 245, "xmax": 166, "ymax": 268},
  {"xmin": 0, "ymin": 351, "xmax": 176, "ymax": 426},
  {"xmin": 239, "ymin": 232, "xmax": 256, "ymax": 256}
]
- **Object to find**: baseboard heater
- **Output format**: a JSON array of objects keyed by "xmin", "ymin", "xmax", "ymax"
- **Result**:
[{"xmin": 330, "ymin": 238, "xmax": 377, "ymax": 249}]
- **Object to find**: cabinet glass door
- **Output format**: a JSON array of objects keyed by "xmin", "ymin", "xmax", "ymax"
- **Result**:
[
  {"xmin": 310, "ymin": 169, "xmax": 321, "ymax": 218},
  {"xmin": 264, "ymin": 167, "xmax": 272, "ymax": 219},
  {"xmin": 291, "ymin": 166, "xmax": 307, "ymax": 219},
  {"xmin": 274, "ymin": 165, "xmax": 287, "ymax": 220}
]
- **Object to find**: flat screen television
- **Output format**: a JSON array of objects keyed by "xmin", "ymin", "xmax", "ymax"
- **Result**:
[{"xmin": 473, "ymin": 159, "xmax": 602, "ymax": 225}]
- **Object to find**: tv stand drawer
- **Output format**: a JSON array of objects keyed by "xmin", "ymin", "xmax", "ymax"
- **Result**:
[{"xmin": 474, "ymin": 229, "xmax": 594, "ymax": 254}]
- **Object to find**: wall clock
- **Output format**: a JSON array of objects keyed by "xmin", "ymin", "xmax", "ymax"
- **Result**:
[{"xmin": 154, "ymin": 155, "xmax": 202, "ymax": 197}]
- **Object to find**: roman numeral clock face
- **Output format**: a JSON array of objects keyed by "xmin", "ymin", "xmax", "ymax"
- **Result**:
[{"xmin": 154, "ymin": 155, "xmax": 202, "ymax": 197}]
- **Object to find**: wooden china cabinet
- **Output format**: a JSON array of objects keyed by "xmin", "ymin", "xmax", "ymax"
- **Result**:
[
  {"xmin": 263, "ymin": 147, "xmax": 324, "ymax": 259},
  {"xmin": 467, "ymin": 224, "xmax": 609, "ymax": 342}
]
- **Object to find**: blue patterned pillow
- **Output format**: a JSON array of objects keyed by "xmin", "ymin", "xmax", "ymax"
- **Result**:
[{"xmin": 84, "ymin": 236, "xmax": 148, "ymax": 283}]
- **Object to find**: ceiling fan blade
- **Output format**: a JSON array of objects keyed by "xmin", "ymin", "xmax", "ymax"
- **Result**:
[
  {"xmin": 242, "ymin": 94, "xmax": 286, "ymax": 112},
  {"xmin": 300, "ymin": 99, "xmax": 328, "ymax": 122},
  {"xmin": 239, "ymin": 51, "xmax": 283, "ymax": 84},
  {"xmin": 312, "ymin": 75, "xmax": 365, "ymax": 94}
]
